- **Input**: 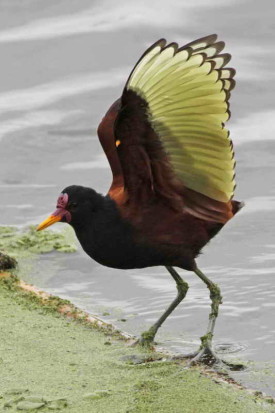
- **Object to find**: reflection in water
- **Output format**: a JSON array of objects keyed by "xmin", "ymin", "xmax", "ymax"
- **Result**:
[{"xmin": 1, "ymin": 0, "xmax": 275, "ymax": 398}]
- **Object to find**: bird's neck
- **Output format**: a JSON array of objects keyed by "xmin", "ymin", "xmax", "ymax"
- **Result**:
[
  {"xmin": 70, "ymin": 194, "xmax": 131, "ymax": 261},
  {"xmin": 71, "ymin": 193, "xmax": 112, "ymax": 232}
]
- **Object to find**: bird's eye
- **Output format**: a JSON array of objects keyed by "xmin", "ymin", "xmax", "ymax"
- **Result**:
[{"xmin": 70, "ymin": 202, "xmax": 78, "ymax": 209}]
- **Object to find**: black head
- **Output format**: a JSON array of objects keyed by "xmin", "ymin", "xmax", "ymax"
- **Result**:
[{"xmin": 37, "ymin": 185, "xmax": 104, "ymax": 231}]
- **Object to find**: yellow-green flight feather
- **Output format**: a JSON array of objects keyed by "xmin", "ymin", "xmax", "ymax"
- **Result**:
[{"xmin": 126, "ymin": 35, "xmax": 236, "ymax": 203}]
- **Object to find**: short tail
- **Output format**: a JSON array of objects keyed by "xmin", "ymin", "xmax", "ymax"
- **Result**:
[
  {"xmin": 232, "ymin": 200, "xmax": 244, "ymax": 215},
  {"xmin": 205, "ymin": 199, "xmax": 243, "ymax": 240}
]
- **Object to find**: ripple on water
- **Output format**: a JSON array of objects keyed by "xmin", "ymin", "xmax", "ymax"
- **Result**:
[{"xmin": 215, "ymin": 342, "xmax": 248, "ymax": 354}]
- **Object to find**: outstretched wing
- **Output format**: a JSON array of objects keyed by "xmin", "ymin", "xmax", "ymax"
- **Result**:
[{"xmin": 99, "ymin": 35, "xmax": 236, "ymax": 223}]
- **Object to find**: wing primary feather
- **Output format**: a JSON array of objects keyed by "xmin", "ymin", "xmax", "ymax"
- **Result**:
[
  {"xmin": 125, "ymin": 39, "xmax": 166, "ymax": 92},
  {"xmin": 180, "ymin": 34, "xmax": 218, "ymax": 50},
  {"xmin": 220, "ymin": 68, "xmax": 236, "ymax": 79},
  {"xmin": 210, "ymin": 53, "xmax": 231, "ymax": 69},
  {"xmin": 117, "ymin": 34, "xmax": 237, "ymax": 210}
]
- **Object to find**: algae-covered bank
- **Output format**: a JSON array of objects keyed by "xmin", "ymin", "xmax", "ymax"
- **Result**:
[
  {"xmin": 0, "ymin": 274, "xmax": 274, "ymax": 413},
  {"xmin": 0, "ymin": 226, "xmax": 77, "ymax": 256}
]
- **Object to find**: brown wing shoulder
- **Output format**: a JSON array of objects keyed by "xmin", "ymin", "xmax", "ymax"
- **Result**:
[
  {"xmin": 115, "ymin": 89, "xmax": 185, "ymax": 211},
  {"xmin": 97, "ymin": 98, "xmax": 127, "ymax": 204}
]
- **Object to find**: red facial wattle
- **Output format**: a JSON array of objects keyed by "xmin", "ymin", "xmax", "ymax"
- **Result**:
[
  {"xmin": 52, "ymin": 207, "xmax": 71, "ymax": 223},
  {"xmin": 36, "ymin": 193, "xmax": 71, "ymax": 231},
  {"xmin": 54, "ymin": 193, "xmax": 71, "ymax": 222},
  {"xmin": 56, "ymin": 193, "xmax": 69, "ymax": 209}
]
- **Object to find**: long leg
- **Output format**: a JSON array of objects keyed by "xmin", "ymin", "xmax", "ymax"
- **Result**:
[
  {"xmin": 138, "ymin": 266, "xmax": 189, "ymax": 346},
  {"xmin": 189, "ymin": 266, "xmax": 223, "ymax": 365}
]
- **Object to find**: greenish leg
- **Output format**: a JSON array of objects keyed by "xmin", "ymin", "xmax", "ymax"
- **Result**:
[
  {"xmin": 138, "ymin": 266, "xmax": 189, "ymax": 347},
  {"xmin": 189, "ymin": 266, "xmax": 223, "ymax": 365}
]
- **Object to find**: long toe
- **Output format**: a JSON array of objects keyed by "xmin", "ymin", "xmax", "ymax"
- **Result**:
[
  {"xmin": 188, "ymin": 347, "xmax": 245, "ymax": 372},
  {"xmin": 189, "ymin": 346, "xmax": 222, "ymax": 367}
]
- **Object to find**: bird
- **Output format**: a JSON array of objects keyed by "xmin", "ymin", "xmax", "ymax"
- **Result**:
[{"xmin": 37, "ymin": 34, "xmax": 242, "ymax": 366}]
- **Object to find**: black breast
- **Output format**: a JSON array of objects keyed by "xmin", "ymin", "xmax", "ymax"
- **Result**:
[{"xmin": 72, "ymin": 198, "xmax": 165, "ymax": 270}]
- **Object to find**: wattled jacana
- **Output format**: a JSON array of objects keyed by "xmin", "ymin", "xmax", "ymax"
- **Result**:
[{"xmin": 37, "ymin": 35, "xmax": 242, "ymax": 365}]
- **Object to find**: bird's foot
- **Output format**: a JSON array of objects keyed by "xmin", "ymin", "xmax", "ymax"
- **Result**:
[
  {"xmin": 185, "ymin": 345, "xmax": 245, "ymax": 371},
  {"xmin": 131, "ymin": 327, "xmax": 157, "ymax": 348},
  {"xmin": 188, "ymin": 345, "xmax": 222, "ymax": 367},
  {"xmin": 183, "ymin": 333, "xmax": 224, "ymax": 368}
]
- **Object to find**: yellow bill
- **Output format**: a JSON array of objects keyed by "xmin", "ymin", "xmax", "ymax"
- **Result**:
[{"xmin": 36, "ymin": 214, "xmax": 62, "ymax": 231}]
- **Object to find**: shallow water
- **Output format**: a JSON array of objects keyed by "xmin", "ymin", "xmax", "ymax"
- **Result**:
[{"xmin": 1, "ymin": 0, "xmax": 275, "ymax": 397}]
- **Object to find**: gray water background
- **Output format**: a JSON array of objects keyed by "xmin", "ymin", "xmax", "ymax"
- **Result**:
[{"xmin": 1, "ymin": 0, "xmax": 275, "ymax": 397}]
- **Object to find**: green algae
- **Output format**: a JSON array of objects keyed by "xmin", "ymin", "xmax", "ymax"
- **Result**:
[
  {"xmin": 83, "ymin": 390, "xmax": 111, "ymax": 400},
  {"xmin": 0, "ymin": 274, "xmax": 123, "ymax": 341},
  {"xmin": 5, "ymin": 388, "xmax": 29, "ymax": 396},
  {"xmin": 0, "ymin": 225, "xmax": 77, "ymax": 257},
  {"xmin": 0, "ymin": 225, "xmax": 77, "ymax": 293},
  {"xmin": 0, "ymin": 278, "xmax": 274, "ymax": 413},
  {"xmin": 17, "ymin": 400, "xmax": 46, "ymax": 410},
  {"xmin": 6, "ymin": 396, "xmax": 69, "ymax": 411},
  {"xmin": 47, "ymin": 398, "xmax": 68, "ymax": 410}
]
